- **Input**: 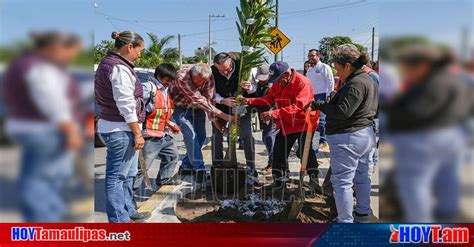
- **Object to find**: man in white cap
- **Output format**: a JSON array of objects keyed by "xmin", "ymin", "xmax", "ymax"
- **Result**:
[{"xmin": 246, "ymin": 64, "xmax": 275, "ymax": 174}]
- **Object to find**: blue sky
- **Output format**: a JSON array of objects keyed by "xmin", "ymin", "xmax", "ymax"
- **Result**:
[
  {"xmin": 1, "ymin": 0, "xmax": 472, "ymax": 69},
  {"xmin": 0, "ymin": 0, "xmax": 94, "ymax": 46},
  {"xmin": 379, "ymin": 0, "xmax": 473, "ymax": 54},
  {"xmin": 91, "ymin": 0, "xmax": 380, "ymax": 69}
]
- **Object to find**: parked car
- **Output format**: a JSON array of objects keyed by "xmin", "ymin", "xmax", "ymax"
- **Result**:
[{"xmin": 94, "ymin": 69, "xmax": 156, "ymax": 147}]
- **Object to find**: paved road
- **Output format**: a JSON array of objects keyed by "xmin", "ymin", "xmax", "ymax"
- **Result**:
[{"xmin": 94, "ymin": 119, "xmax": 380, "ymax": 222}]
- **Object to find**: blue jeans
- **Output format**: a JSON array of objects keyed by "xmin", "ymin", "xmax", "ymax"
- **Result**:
[
  {"xmin": 262, "ymin": 122, "xmax": 276, "ymax": 162},
  {"xmin": 10, "ymin": 130, "xmax": 73, "ymax": 222},
  {"xmin": 173, "ymin": 107, "xmax": 206, "ymax": 170},
  {"xmin": 373, "ymin": 118, "xmax": 379, "ymax": 165},
  {"xmin": 327, "ymin": 126, "xmax": 376, "ymax": 223},
  {"xmin": 134, "ymin": 134, "xmax": 178, "ymax": 188},
  {"xmin": 391, "ymin": 126, "xmax": 465, "ymax": 222},
  {"xmin": 212, "ymin": 112, "xmax": 255, "ymax": 173},
  {"xmin": 313, "ymin": 93, "xmax": 327, "ymax": 154},
  {"xmin": 101, "ymin": 131, "xmax": 138, "ymax": 223}
]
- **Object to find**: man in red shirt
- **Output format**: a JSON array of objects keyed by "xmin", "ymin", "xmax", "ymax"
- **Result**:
[{"xmin": 242, "ymin": 62, "xmax": 321, "ymax": 191}]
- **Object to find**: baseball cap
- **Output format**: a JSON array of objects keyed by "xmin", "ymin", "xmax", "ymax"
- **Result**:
[
  {"xmin": 255, "ymin": 63, "xmax": 270, "ymax": 81},
  {"xmin": 268, "ymin": 61, "xmax": 290, "ymax": 83}
]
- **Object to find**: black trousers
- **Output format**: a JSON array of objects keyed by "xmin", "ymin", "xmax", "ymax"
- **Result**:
[{"xmin": 272, "ymin": 130, "xmax": 319, "ymax": 183}]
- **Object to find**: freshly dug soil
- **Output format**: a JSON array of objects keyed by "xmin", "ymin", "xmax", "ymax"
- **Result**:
[{"xmin": 176, "ymin": 180, "xmax": 337, "ymax": 223}]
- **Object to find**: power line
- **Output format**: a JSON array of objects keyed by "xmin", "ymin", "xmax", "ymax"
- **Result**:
[
  {"xmin": 96, "ymin": 10, "xmax": 205, "ymax": 23},
  {"xmin": 95, "ymin": 1, "xmax": 372, "ymax": 25},
  {"xmin": 280, "ymin": 0, "xmax": 369, "ymax": 16},
  {"xmin": 182, "ymin": 27, "xmax": 234, "ymax": 37},
  {"xmin": 96, "ymin": 11, "xmax": 165, "ymax": 34},
  {"xmin": 106, "ymin": 18, "xmax": 120, "ymax": 32},
  {"xmin": 351, "ymin": 17, "xmax": 378, "ymax": 32}
]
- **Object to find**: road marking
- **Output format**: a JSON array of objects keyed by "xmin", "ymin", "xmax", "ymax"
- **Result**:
[{"xmin": 137, "ymin": 185, "xmax": 175, "ymax": 213}]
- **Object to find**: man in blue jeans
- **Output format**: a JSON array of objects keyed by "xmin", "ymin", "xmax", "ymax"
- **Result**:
[
  {"xmin": 133, "ymin": 64, "xmax": 181, "ymax": 192},
  {"xmin": 170, "ymin": 63, "xmax": 238, "ymax": 183},
  {"xmin": 306, "ymin": 49, "xmax": 334, "ymax": 154}
]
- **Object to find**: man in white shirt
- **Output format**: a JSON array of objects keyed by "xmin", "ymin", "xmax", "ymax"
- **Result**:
[{"xmin": 306, "ymin": 49, "xmax": 334, "ymax": 150}]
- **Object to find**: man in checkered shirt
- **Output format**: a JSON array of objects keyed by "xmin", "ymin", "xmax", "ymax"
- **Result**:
[{"xmin": 170, "ymin": 63, "xmax": 238, "ymax": 182}]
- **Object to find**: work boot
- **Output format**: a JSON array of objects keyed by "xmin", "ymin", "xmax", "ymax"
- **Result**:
[{"xmin": 130, "ymin": 212, "xmax": 151, "ymax": 222}]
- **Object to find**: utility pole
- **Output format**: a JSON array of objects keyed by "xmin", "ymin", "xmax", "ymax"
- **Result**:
[
  {"xmin": 461, "ymin": 26, "xmax": 469, "ymax": 62},
  {"xmin": 274, "ymin": 0, "xmax": 279, "ymax": 63},
  {"xmin": 178, "ymin": 33, "xmax": 182, "ymax": 69},
  {"xmin": 208, "ymin": 14, "xmax": 225, "ymax": 65},
  {"xmin": 371, "ymin": 27, "xmax": 375, "ymax": 63}
]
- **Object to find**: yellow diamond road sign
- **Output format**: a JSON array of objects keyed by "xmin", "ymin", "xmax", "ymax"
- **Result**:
[{"xmin": 265, "ymin": 27, "xmax": 290, "ymax": 55}]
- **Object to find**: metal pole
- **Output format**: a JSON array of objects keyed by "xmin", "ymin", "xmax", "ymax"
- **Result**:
[
  {"xmin": 461, "ymin": 26, "xmax": 469, "ymax": 62},
  {"xmin": 274, "ymin": 0, "xmax": 279, "ymax": 63},
  {"xmin": 371, "ymin": 27, "xmax": 375, "ymax": 63},
  {"xmin": 178, "ymin": 33, "xmax": 182, "ymax": 69},
  {"xmin": 208, "ymin": 14, "xmax": 225, "ymax": 66}
]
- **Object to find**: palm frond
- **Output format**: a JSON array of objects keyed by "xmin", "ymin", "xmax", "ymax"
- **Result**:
[{"xmin": 226, "ymin": 0, "xmax": 275, "ymax": 160}]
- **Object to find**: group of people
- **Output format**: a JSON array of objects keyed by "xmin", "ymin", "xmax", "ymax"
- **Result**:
[{"xmin": 95, "ymin": 30, "xmax": 379, "ymax": 223}]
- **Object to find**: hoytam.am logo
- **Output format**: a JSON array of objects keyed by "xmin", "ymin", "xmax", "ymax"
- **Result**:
[
  {"xmin": 11, "ymin": 226, "xmax": 131, "ymax": 242},
  {"xmin": 390, "ymin": 224, "xmax": 469, "ymax": 244}
]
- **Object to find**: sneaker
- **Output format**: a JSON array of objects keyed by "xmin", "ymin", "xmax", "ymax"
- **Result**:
[
  {"xmin": 130, "ymin": 212, "xmax": 151, "ymax": 222},
  {"xmin": 156, "ymin": 178, "xmax": 181, "ymax": 187},
  {"xmin": 353, "ymin": 210, "xmax": 371, "ymax": 223}
]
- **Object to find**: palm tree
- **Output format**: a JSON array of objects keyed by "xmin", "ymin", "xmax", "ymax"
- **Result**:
[
  {"xmin": 94, "ymin": 40, "xmax": 114, "ymax": 64},
  {"xmin": 136, "ymin": 33, "xmax": 179, "ymax": 68},
  {"xmin": 225, "ymin": 0, "xmax": 274, "ymax": 164}
]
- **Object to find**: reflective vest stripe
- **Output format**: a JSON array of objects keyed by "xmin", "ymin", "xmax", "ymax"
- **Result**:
[
  {"xmin": 144, "ymin": 83, "xmax": 174, "ymax": 138},
  {"xmin": 153, "ymin": 108, "xmax": 162, "ymax": 130}
]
